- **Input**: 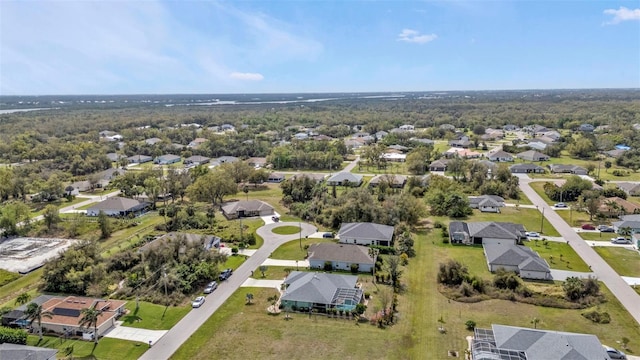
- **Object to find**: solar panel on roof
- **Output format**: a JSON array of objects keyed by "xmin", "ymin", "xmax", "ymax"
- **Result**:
[{"xmin": 52, "ymin": 307, "xmax": 81, "ymax": 317}]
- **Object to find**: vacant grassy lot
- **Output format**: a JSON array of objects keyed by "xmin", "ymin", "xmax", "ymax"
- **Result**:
[
  {"xmin": 122, "ymin": 301, "xmax": 191, "ymax": 330},
  {"xmin": 27, "ymin": 336, "xmax": 147, "ymax": 360},
  {"xmin": 554, "ymin": 207, "xmax": 592, "ymax": 228},
  {"xmin": 579, "ymin": 231, "xmax": 613, "ymax": 241},
  {"xmin": 594, "ymin": 247, "xmax": 640, "ymax": 277},
  {"xmin": 271, "ymin": 225, "xmax": 300, "ymax": 235},
  {"xmin": 251, "ymin": 266, "xmax": 293, "ymax": 280},
  {"xmin": 0, "ymin": 269, "xmax": 19, "ymax": 287},
  {"xmin": 524, "ymin": 240, "xmax": 590, "ymax": 272},
  {"xmin": 529, "ymin": 181, "xmax": 556, "ymax": 205},
  {"xmin": 471, "ymin": 207, "xmax": 560, "ymax": 237},
  {"xmin": 269, "ymin": 238, "xmax": 337, "ymax": 260}
]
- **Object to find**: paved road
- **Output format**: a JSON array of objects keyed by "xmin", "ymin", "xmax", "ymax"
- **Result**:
[
  {"xmin": 520, "ymin": 179, "xmax": 640, "ymax": 326},
  {"xmin": 139, "ymin": 221, "xmax": 317, "ymax": 360},
  {"xmin": 342, "ymin": 155, "xmax": 360, "ymax": 172}
]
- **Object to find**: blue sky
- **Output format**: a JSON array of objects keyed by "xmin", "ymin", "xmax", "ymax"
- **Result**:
[{"xmin": 1, "ymin": 1, "xmax": 639, "ymax": 95}]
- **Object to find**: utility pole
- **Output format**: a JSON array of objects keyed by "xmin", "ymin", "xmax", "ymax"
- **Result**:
[
  {"xmin": 540, "ymin": 207, "xmax": 545, "ymax": 233},
  {"xmin": 299, "ymin": 220, "xmax": 302, "ymax": 250}
]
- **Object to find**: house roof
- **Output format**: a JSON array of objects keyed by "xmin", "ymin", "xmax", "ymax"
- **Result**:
[
  {"xmin": 217, "ymin": 156, "xmax": 239, "ymax": 163},
  {"xmin": 469, "ymin": 195, "xmax": 505, "ymax": 208},
  {"xmin": 87, "ymin": 197, "xmax": 148, "ymax": 213},
  {"xmin": 139, "ymin": 232, "xmax": 221, "ymax": 252},
  {"xmin": 156, "ymin": 154, "xmax": 181, "ymax": 162},
  {"xmin": 127, "ymin": 155, "xmax": 153, "ymax": 162},
  {"xmin": 605, "ymin": 149, "xmax": 627, "ymax": 158},
  {"xmin": 281, "ymin": 271, "xmax": 360, "ymax": 305},
  {"xmin": 487, "ymin": 324, "xmax": 609, "ymax": 360},
  {"xmin": 510, "ymin": 163, "xmax": 545, "ymax": 171},
  {"xmin": 599, "ymin": 197, "xmax": 640, "ymax": 214},
  {"xmin": 476, "ymin": 159, "xmax": 498, "ymax": 170},
  {"xmin": 308, "ymin": 243, "xmax": 374, "ymax": 265},
  {"xmin": 40, "ymin": 296, "xmax": 126, "ymax": 329},
  {"xmin": 369, "ymin": 174, "xmax": 407, "ymax": 186},
  {"xmin": 483, "ymin": 243, "xmax": 549, "ymax": 272},
  {"xmin": 184, "ymin": 155, "xmax": 210, "ymax": 163},
  {"xmin": 467, "ymin": 222, "xmax": 526, "ymax": 240},
  {"xmin": 338, "ymin": 222, "xmax": 394, "ymax": 241},
  {"xmin": 246, "ymin": 157, "xmax": 267, "ymax": 165},
  {"xmin": 429, "ymin": 159, "xmax": 449, "ymax": 168},
  {"xmin": 268, "ymin": 172, "xmax": 285, "ymax": 179},
  {"xmin": 516, "ymin": 150, "xmax": 548, "ymax": 161},
  {"xmin": 548, "ymin": 164, "xmax": 587, "ymax": 173},
  {"xmin": 221, "ymin": 200, "xmax": 274, "ymax": 214},
  {"xmin": 487, "ymin": 150, "xmax": 513, "ymax": 159},
  {"xmin": 327, "ymin": 172, "xmax": 363, "ymax": 184},
  {"xmin": 0, "ymin": 344, "xmax": 58, "ymax": 360},
  {"xmin": 617, "ymin": 182, "xmax": 640, "ymax": 194}
]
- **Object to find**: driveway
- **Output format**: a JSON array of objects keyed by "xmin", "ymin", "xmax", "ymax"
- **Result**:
[
  {"xmin": 261, "ymin": 212, "xmax": 281, "ymax": 225},
  {"xmin": 139, "ymin": 221, "xmax": 317, "ymax": 360},
  {"xmin": 342, "ymin": 155, "xmax": 360, "ymax": 172},
  {"xmin": 520, "ymin": 179, "xmax": 640, "ymax": 326},
  {"xmin": 240, "ymin": 278, "xmax": 283, "ymax": 289},
  {"xmin": 261, "ymin": 259, "xmax": 309, "ymax": 267},
  {"xmin": 103, "ymin": 322, "xmax": 167, "ymax": 345},
  {"xmin": 550, "ymin": 269, "xmax": 596, "ymax": 281}
]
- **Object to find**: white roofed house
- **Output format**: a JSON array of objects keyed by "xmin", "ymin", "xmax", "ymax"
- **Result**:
[
  {"xmin": 338, "ymin": 222, "xmax": 394, "ymax": 246},
  {"xmin": 516, "ymin": 150, "xmax": 549, "ymax": 162}
]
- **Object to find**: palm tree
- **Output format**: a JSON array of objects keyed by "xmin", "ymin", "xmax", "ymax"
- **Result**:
[
  {"xmin": 79, "ymin": 306, "xmax": 103, "ymax": 343},
  {"xmin": 531, "ymin": 317, "xmax": 541, "ymax": 329},
  {"xmin": 619, "ymin": 226, "xmax": 633, "ymax": 240},
  {"xmin": 25, "ymin": 302, "xmax": 53, "ymax": 341},
  {"xmin": 15, "ymin": 292, "xmax": 31, "ymax": 306}
]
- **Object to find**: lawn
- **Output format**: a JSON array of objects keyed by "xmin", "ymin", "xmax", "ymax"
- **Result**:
[
  {"xmin": 555, "ymin": 207, "xmax": 592, "ymax": 228},
  {"xmin": 579, "ymin": 232, "xmax": 613, "ymax": 241},
  {"xmin": 0, "ymin": 269, "xmax": 20, "ymax": 287},
  {"xmin": 471, "ymin": 207, "xmax": 560, "ymax": 237},
  {"xmin": 271, "ymin": 225, "xmax": 300, "ymax": 235},
  {"xmin": 251, "ymin": 266, "xmax": 294, "ymax": 280},
  {"xmin": 270, "ymin": 238, "xmax": 337, "ymax": 260},
  {"xmin": 594, "ymin": 247, "xmax": 640, "ymax": 277},
  {"xmin": 224, "ymin": 254, "xmax": 248, "ymax": 270},
  {"xmin": 0, "ymin": 270, "xmax": 42, "ymax": 307},
  {"xmin": 29, "ymin": 196, "xmax": 88, "ymax": 218},
  {"xmin": 504, "ymin": 190, "xmax": 533, "ymax": 205},
  {"xmin": 523, "ymin": 240, "xmax": 590, "ymax": 272},
  {"xmin": 529, "ymin": 181, "xmax": 556, "ymax": 205},
  {"xmin": 27, "ymin": 335, "xmax": 148, "ymax": 360},
  {"xmin": 122, "ymin": 301, "xmax": 190, "ymax": 330}
]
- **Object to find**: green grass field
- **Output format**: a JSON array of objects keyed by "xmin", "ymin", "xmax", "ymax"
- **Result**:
[
  {"xmin": 594, "ymin": 247, "xmax": 640, "ymax": 277},
  {"xmin": 529, "ymin": 181, "xmax": 556, "ymax": 205},
  {"xmin": 524, "ymin": 241, "xmax": 590, "ymax": 272},
  {"xmin": 555, "ymin": 207, "xmax": 592, "ymax": 228},
  {"xmin": 269, "ymin": 238, "xmax": 337, "ymax": 260},
  {"xmin": 579, "ymin": 232, "xmax": 613, "ymax": 241},
  {"xmin": 271, "ymin": 225, "xmax": 300, "ymax": 235},
  {"xmin": 27, "ymin": 335, "xmax": 148, "ymax": 360},
  {"xmin": 122, "ymin": 301, "xmax": 191, "ymax": 329},
  {"xmin": 251, "ymin": 266, "xmax": 293, "ymax": 280},
  {"xmin": 471, "ymin": 207, "xmax": 560, "ymax": 237},
  {"xmin": 0, "ymin": 269, "xmax": 20, "ymax": 287}
]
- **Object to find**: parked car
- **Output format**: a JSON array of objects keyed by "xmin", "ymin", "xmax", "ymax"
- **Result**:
[
  {"xmin": 192, "ymin": 296, "xmax": 206, "ymax": 308},
  {"xmin": 581, "ymin": 224, "xmax": 596, "ymax": 230},
  {"xmin": 203, "ymin": 281, "xmax": 218, "ymax": 294},
  {"xmin": 554, "ymin": 202, "xmax": 568, "ymax": 208},
  {"xmin": 271, "ymin": 216, "xmax": 280, "ymax": 222},
  {"xmin": 598, "ymin": 225, "xmax": 615, "ymax": 232},
  {"xmin": 322, "ymin": 232, "xmax": 334, "ymax": 238},
  {"xmin": 525, "ymin": 231, "xmax": 540, "ymax": 238},
  {"xmin": 219, "ymin": 268, "xmax": 233, "ymax": 281},
  {"xmin": 611, "ymin": 237, "xmax": 631, "ymax": 244},
  {"xmin": 603, "ymin": 345, "xmax": 627, "ymax": 359}
]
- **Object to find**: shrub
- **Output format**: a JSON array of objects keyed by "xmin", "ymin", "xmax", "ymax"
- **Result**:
[
  {"xmin": 399, "ymin": 253, "xmax": 409, "ymax": 266},
  {"xmin": 355, "ymin": 303, "xmax": 367, "ymax": 315},
  {"xmin": 371, "ymin": 245, "xmax": 395, "ymax": 255},
  {"xmin": 364, "ymin": 292, "xmax": 370, "ymax": 299},
  {"xmin": 582, "ymin": 310, "xmax": 611, "ymax": 324},
  {"xmin": 493, "ymin": 270, "xmax": 521, "ymax": 290},
  {"xmin": 458, "ymin": 282, "xmax": 475, "ymax": 297},
  {"xmin": 437, "ymin": 260, "xmax": 469, "ymax": 286},
  {"xmin": 350, "ymin": 263, "xmax": 359, "ymax": 274},
  {"xmin": 433, "ymin": 221, "xmax": 444, "ymax": 229},
  {"xmin": 0, "ymin": 326, "xmax": 27, "ymax": 344},
  {"xmin": 324, "ymin": 261, "xmax": 333, "ymax": 271},
  {"xmin": 231, "ymin": 247, "xmax": 239, "ymax": 255},
  {"xmin": 465, "ymin": 320, "xmax": 476, "ymax": 331}
]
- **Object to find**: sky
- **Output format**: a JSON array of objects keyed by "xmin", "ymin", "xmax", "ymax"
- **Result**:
[{"xmin": 1, "ymin": 0, "xmax": 639, "ymax": 95}]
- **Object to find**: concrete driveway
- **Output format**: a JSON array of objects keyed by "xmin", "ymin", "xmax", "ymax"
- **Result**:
[
  {"xmin": 103, "ymin": 322, "xmax": 167, "ymax": 345},
  {"xmin": 261, "ymin": 259, "xmax": 309, "ymax": 267},
  {"xmin": 550, "ymin": 269, "xmax": 596, "ymax": 281},
  {"xmin": 241, "ymin": 278, "xmax": 283, "ymax": 289},
  {"xmin": 139, "ymin": 221, "xmax": 317, "ymax": 360}
]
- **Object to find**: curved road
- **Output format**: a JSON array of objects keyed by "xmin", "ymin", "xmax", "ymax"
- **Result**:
[
  {"xmin": 519, "ymin": 178, "xmax": 640, "ymax": 326},
  {"xmin": 139, "ymin": 221, "xmax": 317, "ymax": 360}
]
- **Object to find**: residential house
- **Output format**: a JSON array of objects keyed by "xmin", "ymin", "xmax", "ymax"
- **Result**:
[
  {"xmin": 313, "ymin": 134, "xmax": 334, "ymax": 141},
  {"xmin": 86, "ymin": 197, "xmax": 149, "ymax": 217},
  {"xmin": 106, "ymin": 153, "xmax": 125, "ymax": 162},
  {"xmin": 486, "ymin": 150, "xmax": 514, "ymax": 162},
  {"xmin": 518, "ymin": 141, "xmax": 547, "ymax": 151},
  {"xmin": 290, "ymin": 173, "xmax": 327, "ymax": 183},
  {"xmin": 388, "ymin": 144, "xmax": 409, "ymax": 153},
  {"xmin": 220, "ymin": 124, "xmax": 235, "ymax": 132},
  {"xmin": 381, "ymin": 153, "xmax": 406, "ymax": 162},
  {"xmin": 375, "ymin": 130, "xmax": 388, "ymax": 139},
  {"xmin": 307, "ymin": 243, "xmax": 375, "ymax": 273},
  {"xmin": 396, "ymin": 124, "xmax": 413, "ymax": 131},
  {"xmin": 578, "ymin": 123, "xmax": 595, "ymax": 132},
  {"xmin": 516, "ymin": 150, "xmax": 550, "ymax": 162},
  {"xmin": 337, "ymin": 222, "xmax": 394, "ymax": 246},
  {"xmin": 139, "ymin": 232, "xmax": 221, "ymax": 253},
  {"xmin": 448, "ymin": 137, "xmax": 472, "ymax": 148},
  {"xmin": 613, "ymin": 214, "xmax": 640, "ymax": 234},
  {"xmin": 409, "ymin": 137, "xmax": 434, "ymax": 145},
  {"xmin": 67, "ymin": 180, "xmax": 92, "ymax": 195},
  {"xmin": 126, "ymin": 155, "xmax": 153, "ymax": 164},
  {"xmin": 280, "ymin": 271, "xmax": 363, "ymax": 312},
  {"xmin": 221, "ymin": 200, "xmax": 275, "ymax": 219},
  {"xmin": 449, "ymin": 221, "xmax": 526, "ymax": 245},
  {"xmin": 154, "ymin": 154, "xmax": 181, "ymax": 165},
  {"xmin": 145, "ymin": 137, "xmax": 162, "ymax": 145},
  {"xmin": 604, "ymin": 149, "xmax": 627, "ymax": 158},
  {"xmin": 267, "ymin": 172, "xmax": 285, "ymax": 183},
  {"xmin": 476, "ymin": 159, "xmax": 498, "ymax": 174},
  {"xmin": 293, "ymin": 132, "xmax": 309, "ymax": 140},
  {"xmin": 41, "ymin": 296, "xmax": 126, "ymax": 339},
  {"xmin": 188, "ymin": 138, "xmax": 208, "ymax": 148},
  {"xmin": 471, "ymin": 324, "xmax": 611, "ymax": 360},
  {"xmin": 246, "ymin": 157, "xmax": 267, "ymax": 168},
  {"xmin": 184, "ymin": 155, "xmax": 210, "ymax": 167},
  {"xmin": 2, "ymin": 295, "xmax": 56, "ymax": 328},
  {"xmin": 344, "ymin": 139, "xmax": 364, "ymax": 149},
  {"xmin": 617, "ymin": 182, "xmax": 640, "ymax": 197},
  {"xmin": 469, "ymin": 195, "xmax": 505, "ymax": 213},
  {"xmin": 327, "ymin": 172, "xmax": 363, "ymax": 187},
  {"xmin": 510, "ymin": 163, "xmax": 546, "ymax": 174},
  {"xmin": 548, "ymin": 164, "xmax": 588, "ymax": 175},
  {"xmin": 353, "ymin": 132, "xmax": 371, "ymax": 139},
  {"xmin": 428, "ymin": 159, "xmax": 448, "ymax": 172},
  {"xmin": 483, "ymin": 243, "xmax": 551, "ymax": 280},
  {"xmin": 217, "ymin": 156, "xmax": 239, "ymax": 163},
  {"xmin": 540, "ymin": 130, "xmax": 562, "ymax": 141},
  {"xmin": 444, "ymin": 148, "xmax": 481, "ymax": 159},
  {"xmin": 0, "ymin": 344, "xmax": 57, "ymax": 360},
  {"xmin": 368, "ymin": 174, "xmax": 407, "ymax": 188},
  {"xmin": 523, "ymin": 124, "xmax": 548, "ymax": 135},
  {"xmin": 599, "ymin": 197, "xmax": 640, "ymax": 217}
]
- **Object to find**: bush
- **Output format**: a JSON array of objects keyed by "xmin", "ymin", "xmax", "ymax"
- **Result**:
[
  {"xmin": 371, "ymin": 245, "xmax": 395, "ymax": 255},
  {"xmin": 364, "ymin": 292, "xmax": 370, "ymax": 299},
  {"xmin": 350, "ymin": 263, "xmax": 359, "ymax": 274},
  {"xmin": 433, "ymin": 221, "xmax": 444, "ymax": 229},
  {"xmin": 231, "ymin": 247, "xmax": 239, "ymax": 255},
  {"xmin": 355, "ymin": 303, "xmax": 367, "ymax": 315},
  {"xmin": 399, "ymin": 253, "xmax": 409, "ymax": 266},
  {"xmin": 437, "ymin": 260, "xmax": 469, "ymax": 286},
  {"xmin": 324, "ymin": 261, "xmax": 333, "ymax": 271},
  {"xmin": 465, "ymin": 320, "xmax": 476, "ymax": 331},
  {"xmin": 582, "ymin": 310, "xmax": 611, "ymax": 324},
  {"xmin": 0, "ymin": 326, "xmax": 27, "ymax": 344},
  {"xmin": 493, "ymin": 270, "xmax": 521, "ymax": 290}
]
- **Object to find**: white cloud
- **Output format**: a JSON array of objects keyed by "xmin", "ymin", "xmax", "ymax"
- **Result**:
[
  {"xmin": 603, "ymin": 6, "xmax": 640, "ymax": 25},
  {"xmin": 229, "ymin": 72, "xmax": 264, "ymax": 81},
  {"xmin": 397, "ymin": 29, "xmax": 438, "ymax": 44}
]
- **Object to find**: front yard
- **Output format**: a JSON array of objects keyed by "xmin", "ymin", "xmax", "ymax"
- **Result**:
[{"xmin": 593, "ymin": 247, "xmax": 640, "ymax": 277}]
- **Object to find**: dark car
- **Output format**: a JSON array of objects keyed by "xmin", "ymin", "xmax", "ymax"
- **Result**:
[
  {"xmin": 271, "ymin": 216, "xmax": 280, "ymax": 222},
  {"xmin": 219, "ymin": 268, "xmax": 233, "ymax": 281},
  {"xmin": 203, "ymin": 281, "xmax": 218, "ymax": 294},
  {"xmin": 598, "ymin": 225, "xmax": 615, "ymax": 232},
  {"xmin": 581, "ymin": 224, "xmax": 595, "ymax": 230},
  {"xmin": 322, "ymin": 232, "xmax": 334, "ymax": 238}
]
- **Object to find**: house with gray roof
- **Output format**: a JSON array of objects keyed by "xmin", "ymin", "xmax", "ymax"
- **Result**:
[
  {"xmin": 516, "ymin": 150, "xmax": 549, "ymax": 162},
  {"xmin": 221, "ymin": 200, "xmax": 274, "ymax": 219},
  {"xmin": 106, "ymin": 153, "xmax": 125, "ymax": 162},
  {"xmin": 605, "ymin": 149, "xmax": 627, "ymax": 158},
  {"xmin": 548, "ymin": 164, "xmax": 588, "ymax": 175},
  {"xmin": 0, "ymin": 343, "xmax": 58, "ymax": 360},
  {"xmin": 154, "ymin": 154, "xmax": 181, "ymax": 165},
  {"xmin": 368, "ymin": 174, "xmax": 407, "ymax": 188},
  {"xmin": 327, "ymin": 172, "xmax": 363, "ymax": 187},
  {"xmin": 184, "ymin": 155, "xmax": 210, "ymax": 167},
  {"xmin": 127, "ymin": 155, "xmax": 153, "ymax": 164},
  {"xmin": 449, "ymin": 221, "xmax": 526, "ymax": 245},
  {"xmin": 86, "ymin": 197, "xmax": 149, "ymax": 217},
  {"xmin": 338, "ymin": 222, "xmax": 394, "ymax": 246},
  {"xmin": 145, "ymin": 137, "xmax": 162, "ymax": 145},
  {"xmin": 510, "ymin": 163, "xmax": 545, "ymax": 174},
  {"xmin": 613, "ymin": 214, "xmax": 640, "ymax": 234},
  {"xmin": 428, "ymin": 159, "xmax": 448, "ymax": 172},
  {"xmin": 307, "ymin": 243, "xmax": 375, "ymax": 273},
  {"xmin": 267, "ymin": 172, "xmax": 285, "ymax": 183},
  {"xmin": 280, "ymin": 271, "xmax": 363, "ymax": 312},
  {"xmin": 472, "ymin": 324, "xmax": 610, "ymax": 360},
  {"xmin": 469, "ymin": 195, "xmax": 505, "ymax": 213},
  {"xmin": 518, "ymin": 141, "xmax": 547, "ymax": 151},
  {"xmin": 486, "ymin": 150, "xmax": 514, "ymax": 162},
  {"xmin": 217, "ymin": 156, "xmax": 239, "ymax": 164},
  {"xmin": 449, "ymin": 138, "xmax": 472, "ymax": 148},
  {"xmin": 617, "ymin": 182, "xmax": 640, "ymax": 197},
  {"xmin": 483, "ymin": 243, "xmax": 550, "ymax": 280}
]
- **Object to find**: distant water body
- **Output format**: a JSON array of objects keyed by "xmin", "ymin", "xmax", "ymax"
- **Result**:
[{"xmin": 0, "ymin": 108, "xmax": 56, "ymax": 114}]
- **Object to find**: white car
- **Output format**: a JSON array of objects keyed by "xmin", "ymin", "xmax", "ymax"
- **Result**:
[
  {"xmin": 526, "ymin": 232, "xmax": 540, "ymax": 238},
  {"xmin": 554, "ymin": 203, "xmax": 567, "ymax": 208},
  {"xmin": 611, "ymin": 237, "xmax": 631, "ymax": 244},
  {"xmin": 603, "ymin": 345, "xmax": 627, "ymax": 359},
  {"xmin": 192, "ymin": 296, "xmax": 206, "ymax": 308}
]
